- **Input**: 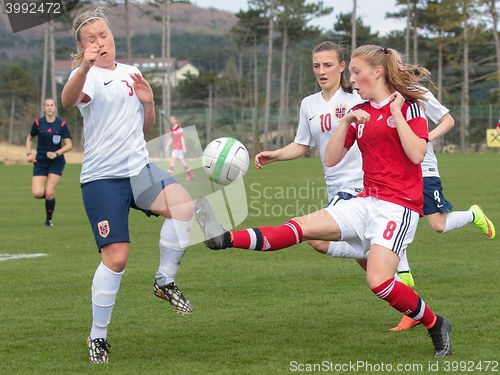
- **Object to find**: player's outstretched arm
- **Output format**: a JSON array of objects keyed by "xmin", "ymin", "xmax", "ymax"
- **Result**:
[
  {"xmin": 255, "ymin": 142, "xmax": 308, "ymax": 169},
  {"xmin": 428, "ymin": 113, "xmax": 454, "ymax": 142}
]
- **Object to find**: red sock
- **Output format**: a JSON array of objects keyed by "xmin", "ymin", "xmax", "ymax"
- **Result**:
[
  {"xmin": 372, "ymin": 278, "xmax": 437, "ymax": 328},
  {"xmin": 231, "ymin": 220, "xmax": 303, "ymax": 251}
]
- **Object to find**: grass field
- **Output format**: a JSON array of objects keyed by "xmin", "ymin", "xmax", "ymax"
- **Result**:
[{"xmin": 0, "ymin": 153, "xmax": 499, "ymax": 374}]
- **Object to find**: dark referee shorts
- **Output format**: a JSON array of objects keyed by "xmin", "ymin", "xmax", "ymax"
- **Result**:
[
  {"xmin": 81, "ymin": 163, "xmax": 177, "ymax": 251},
  {"xmin": 33, "ymin": 155, "xmax": 66, "ymax": 176}
]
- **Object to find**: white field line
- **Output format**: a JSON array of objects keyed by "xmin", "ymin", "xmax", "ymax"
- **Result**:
[{"xmin": 0, "ymin": 253, "xmax": 48, "ymax": 262}]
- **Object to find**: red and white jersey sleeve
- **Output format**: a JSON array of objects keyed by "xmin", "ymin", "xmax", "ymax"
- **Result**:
[{"xmin": 346, "ymin": 98, "xmax": 428, "ymax": 215}]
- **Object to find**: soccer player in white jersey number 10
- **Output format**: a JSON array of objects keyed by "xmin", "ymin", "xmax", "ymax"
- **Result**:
[{"xmin": 61, "ymin": 7, "xmax": 194, "ymax": 364}]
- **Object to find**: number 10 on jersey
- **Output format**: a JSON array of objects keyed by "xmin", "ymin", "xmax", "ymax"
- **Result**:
[{"xmin": 320, "ymin": 113, "xmax": 332, "ymax": 132}]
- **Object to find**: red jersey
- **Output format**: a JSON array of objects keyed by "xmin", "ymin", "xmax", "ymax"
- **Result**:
[
  {"xmin": 344, "ymin": 98, "xmax": 428, "ymax": 215},
  {"xmin": 170, "ymin": 124, "xmax": 184, "ymax": 150}
]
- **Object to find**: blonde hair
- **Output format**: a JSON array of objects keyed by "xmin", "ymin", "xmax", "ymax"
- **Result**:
[
  {"xmin": 70, "ymin": 7, "xmax": 111, "ymax": 68},
  {"xmin": 312, "ymin": 41, "xmax": 352, "ymax": 93},
  {"xmin": 351, "ymin": 45, "xmax": 431, "ymax": 104}
]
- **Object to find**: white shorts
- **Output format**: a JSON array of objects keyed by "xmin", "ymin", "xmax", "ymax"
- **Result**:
[
  {"xmin": 171, "ymin": 150, "xmax": 184, "ymax": 159},
  {"xmin": 325, "ymin": 196, "xmax": 419, "ymax": 258}
]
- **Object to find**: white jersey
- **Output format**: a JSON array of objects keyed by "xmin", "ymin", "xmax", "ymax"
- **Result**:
[
  {"xmin": 70, "ymin": 63, "xmax": 149, "ymax": 184},
  {"xmin": 421, "ymin": 89, "xmax": 449, "ymax": 178},
  {"xmin": 294, "ymin": 89, "xmax": 364, "ymax": 196}
]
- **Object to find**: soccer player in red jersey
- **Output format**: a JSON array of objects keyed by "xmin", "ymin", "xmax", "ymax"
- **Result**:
[
  {"xmin": 198, "ymin": 45, "xmax": 453, "ymax": 356},
  {"xmin": 165, "ymin": 116, "xmax": 193, "ymax": 180}
]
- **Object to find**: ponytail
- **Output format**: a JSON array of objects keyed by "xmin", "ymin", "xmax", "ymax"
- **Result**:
[{"xmin": 352, "ymin": 45, "xmax": 432, "ymax": 104}]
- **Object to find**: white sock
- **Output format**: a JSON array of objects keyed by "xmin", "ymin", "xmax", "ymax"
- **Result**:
[
  {"xmin": 326, "ymin": 241, "xmax": 365, "ymax": 259},
  {"xmin": 90, "ymin": 262, "xmax": 124, "ymax": 340},
  {"xmin": 397, "ymin": 249, "xmax": 410, "ymax": 273},
  {"xmin": 155, "ymin": 218, "xmax": 191, "ymax": 286},
  {"xmin": 443, "ymin": 210, "xmax": 474, "ymax": 233}
]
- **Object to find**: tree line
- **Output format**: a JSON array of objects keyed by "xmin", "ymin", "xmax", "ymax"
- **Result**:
[{"xmin": 0, "ymin": 0, "xmax": 499, "ymax": 153}]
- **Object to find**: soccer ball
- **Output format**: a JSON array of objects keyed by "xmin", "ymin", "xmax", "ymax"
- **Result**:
[{"xmin": 202, "ymin": 137, "xmax": 249, "ymax": 185}]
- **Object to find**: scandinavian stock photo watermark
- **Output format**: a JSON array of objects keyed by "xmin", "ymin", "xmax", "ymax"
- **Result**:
[{"xmin": 248, "ymin": 181, "xmax": 329, "ymax": 218}]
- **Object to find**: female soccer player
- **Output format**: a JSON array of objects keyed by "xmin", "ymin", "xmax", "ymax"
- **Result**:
[
  {"xmin": 201, "ymin": 45, "xmax": 453, "ymax": 357},
  {"xmin": 390, "ymin": 57, "xmax": 495, "ymax": 332},
  {"xmin": 255, "ymin": 41, "xmax": 365, "ymax": 259},
  {"xmin": 25, "ymin": 98, "xmax": 72, "ymax": 227},
  {"xmin": 62, "ymin": 7, "xmax": 194, "ymax": 363},
  {"xmin": 165, "ymin": 115, "xmax": 193, "ymax": 180}
]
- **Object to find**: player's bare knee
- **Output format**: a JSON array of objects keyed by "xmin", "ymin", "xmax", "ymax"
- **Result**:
[
  {"xmin": 32, "ymin": 190, "xmax": 45, "ymax": 199},
  {"xmin": 104, "ymin": 256, "xmax": 127, "ymax": 272},
  {"xmin": 160, "ymin": 199, "xmax": 193, "ymax": 221},
  {"xmin": 101, "ymin": 244, "xmax": 128, "ymax": 272},
  {"xmin": 178, "ymin": 199, "xmax": 194, "ymax": 221},
  {"xmin": 427, "ymin": 214, "xmax": 446, "ymax": 233},
  {"xmin": 307, "ymin": 240, "xmax": 328, "ymax": 254},
  {"xmin": 431, "ymin": 221, "xmax": 446, "ymax": 233},
  {"xmin": 45, "ymin": 191, "xmax": 55, "ymax": 200},
  {"xmin": 366, "ymin": 272, "xmax": 389, "ymax": 291},
  {"xmin": 156, "ymin": 184, "xmax": 194, "ymax": 221}
]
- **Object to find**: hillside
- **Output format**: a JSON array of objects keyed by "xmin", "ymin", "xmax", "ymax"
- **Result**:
[{"xmin": 0, "ymin": 2, "xmax": 238, "ymax": 58}]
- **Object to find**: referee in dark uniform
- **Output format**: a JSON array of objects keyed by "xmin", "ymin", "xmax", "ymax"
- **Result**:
[{"xmin": 25, "ymin": 98, "xmax": 73, "ymax": 227}]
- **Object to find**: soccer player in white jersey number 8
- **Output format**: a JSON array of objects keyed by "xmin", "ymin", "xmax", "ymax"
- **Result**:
[
  {"xmin": 61, "ymin": 7, "xmax": 194, "ymax": 364},
  {"xmin": 205, "ymin": 45, "xmax": 454, "ymax": 357}
]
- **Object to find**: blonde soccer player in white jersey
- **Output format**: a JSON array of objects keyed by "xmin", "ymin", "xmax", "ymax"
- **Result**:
[{"xmin": 62, "ymin": 7, "xmax": 194, "ymax": 364}]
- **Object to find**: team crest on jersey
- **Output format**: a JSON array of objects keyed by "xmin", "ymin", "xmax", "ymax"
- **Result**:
[
  {"xmin": 335, "ymin": 104, "xmax": 347, "ymax": 119},
  {"xmin": 52, "ymin": 135, "xmax": 61, "ymax": 144},
  {"xmin": 98, "ymin": 220, "xmax": 110, "ymax": 238},
  {"xmin": 386, "ymin": 116, "xmax": 397, "ymax": 128}
]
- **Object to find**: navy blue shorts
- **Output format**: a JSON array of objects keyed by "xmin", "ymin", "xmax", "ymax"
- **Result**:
[
  {"xmin": 423, "ymin": 176, "xmax": 453, "ymax": 216},
  {"xmin": 81, "ymin": 163, "xmax": 177, "ymax": 251},
  {"xmin": 33, "ymin": 156, "xmax": 65, "ymax": 176},
  {"xmin": 326, "ymin": 191, "xmax": 355, "ymax": 207}
]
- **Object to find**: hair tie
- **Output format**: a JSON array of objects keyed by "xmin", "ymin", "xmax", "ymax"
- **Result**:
[{"xmin": 381, "ymin": 48, "xmax": 389, "ymax": 54}]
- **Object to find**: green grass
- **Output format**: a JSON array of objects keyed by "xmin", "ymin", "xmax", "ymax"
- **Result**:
[{"xmin": 0, "ymin": 153, "xmax": 499, "ymax": 374}]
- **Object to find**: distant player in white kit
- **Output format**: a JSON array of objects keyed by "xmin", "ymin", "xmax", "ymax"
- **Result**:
[
  {"xmin": 61, "ymin": 7, "xmax": 194, "ymax": 364},
  {"xmin": 165, "ymin": 115, "xmax": 193, "ymax": 180}
]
